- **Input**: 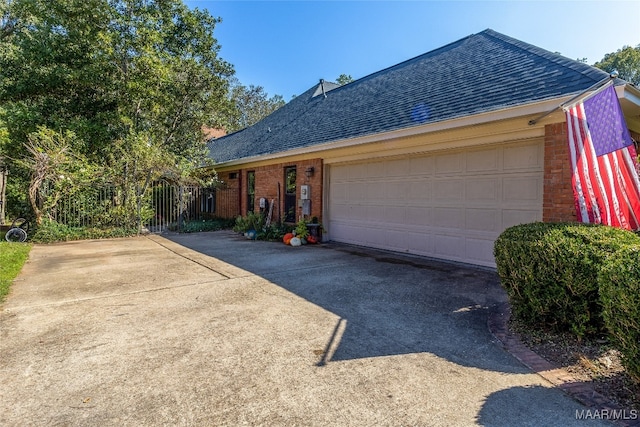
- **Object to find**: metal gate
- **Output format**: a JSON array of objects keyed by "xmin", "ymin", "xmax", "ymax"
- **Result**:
[
  {"xmin": 147, "ymin": 182, "xmax": 239, "ymax": 232},
  {"xmin": 51, "ymin": 182, "xmax": 239, "ymax": 233}
]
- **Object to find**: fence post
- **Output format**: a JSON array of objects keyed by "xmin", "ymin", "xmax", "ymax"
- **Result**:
[
  {"xmin": 178, "ymin": 185, "xmax": 183, "ymax": 232},
  {"xmin": 0, "ymin": 164, "xmax": 7, "ymax": 225}
]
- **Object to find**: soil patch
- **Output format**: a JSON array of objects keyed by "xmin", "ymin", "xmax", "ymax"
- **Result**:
[{"xmin": 510, "ymin": 319, "xmax": 639, "ymax": 411}]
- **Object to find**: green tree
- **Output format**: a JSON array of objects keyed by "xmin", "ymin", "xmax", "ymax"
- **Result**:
[
  {"xmin": 0, "ymin": 0, "xmax": 116, "ymax": 156},
  {"xmin": 18, "ymin": 127, "xmax": 100, "ymax": 225},
  {"xmin": 1, "ymin": 0, "xmax": 19, "ymax": 40},
  {"xmin": 107, "ymin": 0, "xmax": 234, "ymax": 157},
  {"xmin": 227, "ymin": 79, "xmax": 285, "ymax": 132},
  {"xmin": 594, "ymin": 45, "xmax": 640, "ymax": 86},
  {"xmin": 336, "ymin": 73, "xmax": 354, "ymax": 85},
  {"xmin": 0, "ymin": 0, "xmax": 234, "ymax": 227}
]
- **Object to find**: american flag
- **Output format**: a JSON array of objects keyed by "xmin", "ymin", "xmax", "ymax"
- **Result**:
[{"xmin": 565, "ymin": 83, "xmax": 640, "ymax": 230}]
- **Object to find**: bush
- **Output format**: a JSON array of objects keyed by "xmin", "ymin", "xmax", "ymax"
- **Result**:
[
  {"xmin": 294, "ymin": 219, "xmax": 310, "ymax": 240},
  {"xmin": 232, "ymin": 211, "xmax": 265, "ymax": 234},
  {"xmin": 494, "ymin": 222, "xmax": 640, "ymax": 339},
  {"xmin": 599, "ymin": 245, "xmax": 640, "ymax": 382},
  {"xmin": 258, "ymin": 223, "xmax": 291, "ymax": 241}
]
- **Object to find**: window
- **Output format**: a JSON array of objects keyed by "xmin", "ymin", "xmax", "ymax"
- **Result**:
[
  {"xmin": 284, "ymin": 166, "xmax": 296, "ymax": 222},
  {"xmin": 247, "ymin": 171, "xmax": 255, "ymax": 214}
]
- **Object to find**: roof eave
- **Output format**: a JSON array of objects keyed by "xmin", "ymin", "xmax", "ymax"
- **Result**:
[
  {"xmin": 211, "ymin": 96, "xmax": 578, "ymax": 169},
  {"xmin": 616, "ymin": 83, "xmax": 640, "ymax": 134}
]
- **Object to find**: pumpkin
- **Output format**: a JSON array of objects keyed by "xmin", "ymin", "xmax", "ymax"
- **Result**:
[
  {"xmin": 283, "ymin": 233, "xmax": 294, "ymax": 245},
  {"xmin": 306, "ymin": 235, "xmax": 317, "ymax": 244},
  {"xmin": 290, "ymin": 237, "xmax": 302, "ymax": 247}
]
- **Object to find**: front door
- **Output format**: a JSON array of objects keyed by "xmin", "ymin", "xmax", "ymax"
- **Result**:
[{"xmin": 284, "ymin": 166, "xmax": 296, "ymax": 222}]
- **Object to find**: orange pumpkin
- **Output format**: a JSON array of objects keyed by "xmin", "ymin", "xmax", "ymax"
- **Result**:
[
  {"xmin": 306, "ymin": 235, "xmax": 317, "ymax": 244},
  {"xmin": 283, "ymin": 233, "xmax": 294, "ymax": 245}
]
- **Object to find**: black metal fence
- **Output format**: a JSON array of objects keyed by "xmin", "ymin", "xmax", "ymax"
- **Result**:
[{"xmin": 52, "ymin": 181, "xmax": 238, "ymax": 233}]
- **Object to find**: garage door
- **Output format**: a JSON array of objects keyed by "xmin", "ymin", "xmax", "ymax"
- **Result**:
[{"xmin": 327, "ymin": 140, "xmax": 543, "ymax": 267}]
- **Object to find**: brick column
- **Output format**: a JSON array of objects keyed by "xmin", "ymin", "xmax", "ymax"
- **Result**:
[{"xmin": 543, "ymin": 122, "xmax": 577, "ymax": 223}]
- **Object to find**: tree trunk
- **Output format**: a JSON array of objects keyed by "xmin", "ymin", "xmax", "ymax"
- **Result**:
[{"xmin": 28, "ymin": 176, "xmax": 43, "ymax": 226}]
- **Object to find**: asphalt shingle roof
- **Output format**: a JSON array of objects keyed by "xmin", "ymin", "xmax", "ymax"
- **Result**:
[{"xmin": 208, "ymin": 29, "xmax": 612, "ymax": 164}]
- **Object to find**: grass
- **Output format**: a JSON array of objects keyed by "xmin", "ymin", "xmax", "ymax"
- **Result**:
[{"xmin": 0, "ymin": 241, "xmax": 32, "ymax": 303}]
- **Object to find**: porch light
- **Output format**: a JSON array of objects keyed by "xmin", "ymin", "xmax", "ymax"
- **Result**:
[{"xmin": 305, "ymin": 167, "xmax": 315, "ymax": 178}]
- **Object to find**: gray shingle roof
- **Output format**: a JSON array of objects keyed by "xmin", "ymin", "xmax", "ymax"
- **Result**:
[{"xmin": 208, "ymin": 29, "xmax": 612, "ymax": 164}]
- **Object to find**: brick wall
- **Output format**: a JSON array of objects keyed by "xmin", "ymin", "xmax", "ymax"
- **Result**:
[
  {"xmin": 543, "ymin": 122, "xmax": 577, "ymax": 223},
  {"xmin": 240, "ymin": 158, "xmax": 324, "ymax": 224}
]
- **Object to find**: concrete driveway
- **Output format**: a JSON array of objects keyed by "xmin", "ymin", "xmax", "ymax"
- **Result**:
[{"xmin": 0, "ymin": 231, "xmax": 611, "ymax": 426}]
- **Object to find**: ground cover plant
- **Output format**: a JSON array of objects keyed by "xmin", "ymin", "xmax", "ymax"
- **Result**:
[
  {"xmin": 29, "ymin": 219, "xmax": 138, "ymax": 243},
  {"xmin": 175, "ymin": 218, "xmax": 235, "ymax": 233}
]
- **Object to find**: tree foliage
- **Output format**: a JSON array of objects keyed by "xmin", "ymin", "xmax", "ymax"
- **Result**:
[
  {"xmin": 227, "ymin": 79, "xmax": 285, "ymax": 132},
  {"xmin": 336, "ymin": 73, "xmax": 354, "ymax": 85},
  {"xmin": 0, "ymin": 0, "xmax": 234, "ymax": 228},
  {"xmin": 18, "ymin": 128, "xmax": 98, "ymax": 225},
  {"xmin": 594, "ymin": 44, "xmax": 640, "ymax": 86}
]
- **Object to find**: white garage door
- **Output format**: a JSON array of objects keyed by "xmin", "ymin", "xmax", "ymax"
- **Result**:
[{"xmin": 327, "ymin": 140, "xmax": 543, "ymax": 267}]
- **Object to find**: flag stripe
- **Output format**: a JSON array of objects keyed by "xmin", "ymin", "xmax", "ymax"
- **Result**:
[
  {"xmin": 564, "ymin": 85, "xmax": 640, "ymax": 231},
  {"xmin": 617, "ymin": 147, "xmax": 640, "ymax": 228},
  {"xmin": 566, "ymin": 106, "xmax": 590, "ymax": 222}
]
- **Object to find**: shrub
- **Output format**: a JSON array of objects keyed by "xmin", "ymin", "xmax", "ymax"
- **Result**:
[
  {"xmin": 294, "ymin": 219, "xmax": 309, "ymax": 239},
  {"xmin": 259, "ymin": 223, "xmax": 291, "ymax": 241},
  {"xmin": 599, "ymin": 245, "xmax": 640, "ymax": 382},
  {"xmin": 232, "ymin": 211, "xmax": 265, "ymax": 234},
  {"xmin": 494, "ymin": 222, "xmax": 640, "ymax": 339}
]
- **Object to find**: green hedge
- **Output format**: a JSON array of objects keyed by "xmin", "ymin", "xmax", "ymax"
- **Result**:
[
  {"xmin": 494, "ymin": 222, "xmax": 640, "ymax": 338},
  {"xmin": 599, "ymin": 244, "xmax": 640, "ymax": 382}
]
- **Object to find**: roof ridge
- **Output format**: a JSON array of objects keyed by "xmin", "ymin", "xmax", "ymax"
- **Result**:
[
  {"xmin": 339, "ymin": 32, "xmax": 477, "ymax": 87},
  {"xmin": 480, "ymin": 28, "xmax": 609, "ymax": 84}
]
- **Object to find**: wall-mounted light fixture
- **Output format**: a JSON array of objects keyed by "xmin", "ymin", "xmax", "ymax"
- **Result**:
[{"xmin": 305, "ymin": 166, "xmax": 315, "ymax": 178}]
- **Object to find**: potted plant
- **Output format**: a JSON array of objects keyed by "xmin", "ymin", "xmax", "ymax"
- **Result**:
[
  {"xmin": 306, "ymin": 216, "xmax": 322, "ymax": 242},
  {"xmin": 295, "ymin": 219, "xmax": 309, "ymax": 240}
]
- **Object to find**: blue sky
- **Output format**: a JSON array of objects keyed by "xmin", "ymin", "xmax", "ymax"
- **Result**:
[{"xmin": 185, "ymin": 1, "xmax": 640, "ymax": 100}]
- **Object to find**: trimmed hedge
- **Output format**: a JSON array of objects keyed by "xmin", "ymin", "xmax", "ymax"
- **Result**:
[
  {"xmin": 599, "ymin": 244, "xmax": 640, "ymax": 382},
  {"xmin": 494, "ymin": 222, "xmax": 640, "ymax": 338}
]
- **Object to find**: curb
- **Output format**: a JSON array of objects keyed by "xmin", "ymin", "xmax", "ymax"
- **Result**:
[{"xmin": 488, "ymin": 302, "xmax": 639, "ymax": 427}]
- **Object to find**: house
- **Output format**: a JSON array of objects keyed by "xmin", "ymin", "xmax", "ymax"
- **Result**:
[
  {"xmin": 206, "ymin": 29, "xmax": 640, "ymax": 267},
  {"xmin": 201, "ymin": 126, "xmax": 226, "ymax": 141}
]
